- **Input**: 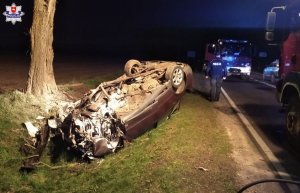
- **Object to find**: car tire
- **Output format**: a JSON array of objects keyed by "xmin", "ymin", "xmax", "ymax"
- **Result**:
[
  {"xmin": 165, "ymin": 66, "xmax": 186, "ymax": 94},
  {"xmin": 286, "ymin": 96, "xmax": 300, "ymax": 151},
  {"xmin": 124, "ymin": 59, "xmax": 142, "ymax": 77}
]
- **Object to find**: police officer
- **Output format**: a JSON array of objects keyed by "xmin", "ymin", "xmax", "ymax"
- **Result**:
[{"xmin": 205, "ymin": 56, "xmax": 227, "ymax": 101}]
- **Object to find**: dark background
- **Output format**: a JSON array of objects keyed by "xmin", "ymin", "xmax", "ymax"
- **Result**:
[{"xmin": 0, "ymin": 0, "xmax": 296, "ymax": 70}]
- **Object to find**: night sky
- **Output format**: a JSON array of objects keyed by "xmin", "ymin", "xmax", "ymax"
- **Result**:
[{"xmin": 0, "ymin": 0, "xmax": 297, "ymax": 59}]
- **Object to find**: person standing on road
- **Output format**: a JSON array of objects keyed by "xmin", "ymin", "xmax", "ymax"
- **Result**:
[{"xmin": 205, "ymin": 56, "xmax": 227, "ymax": 101}]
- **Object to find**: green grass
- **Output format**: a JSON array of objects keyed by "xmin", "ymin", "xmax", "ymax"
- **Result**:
[{"xmin": 0, "ymin": 91, "xmax": 237, "ymax": 193}]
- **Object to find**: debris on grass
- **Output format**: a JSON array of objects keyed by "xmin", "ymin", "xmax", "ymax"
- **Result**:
[{"xmin": 196, "ymin": 166, "xmax": 209, "ymax": 172}]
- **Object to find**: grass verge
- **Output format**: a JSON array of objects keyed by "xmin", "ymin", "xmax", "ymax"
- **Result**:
[{"xmin": 0, "ymin": 89, "xmax": 237, "ymax": 192}]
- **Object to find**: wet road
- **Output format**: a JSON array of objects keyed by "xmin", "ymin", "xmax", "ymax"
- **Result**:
[{"xmin": 222, "ymin": 76, "xmax": 300, "ymax": 180}]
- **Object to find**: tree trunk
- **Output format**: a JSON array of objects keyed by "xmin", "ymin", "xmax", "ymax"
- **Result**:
[{"xmin": 26, "ymin": 0, "xmax": 58, "ymax": 96}]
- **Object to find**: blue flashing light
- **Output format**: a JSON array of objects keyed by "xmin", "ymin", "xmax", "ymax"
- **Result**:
[{"xmin": 222, "ymin": 56, "xmax": 235, "ymax": 62}]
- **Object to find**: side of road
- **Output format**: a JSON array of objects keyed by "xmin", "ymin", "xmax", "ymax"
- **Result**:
[
  {"xmin": 217, "ymin": 92, "xmax": 284, "ymax": 192},
  {"xmin": 192, "ymin": 72, "xmax": 284, "ymax": 192}
]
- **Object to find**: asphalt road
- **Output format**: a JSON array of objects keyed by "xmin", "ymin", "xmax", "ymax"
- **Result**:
[{"xmin": 222, "ymin": 75, "xmax": 300, "ymax": 180}]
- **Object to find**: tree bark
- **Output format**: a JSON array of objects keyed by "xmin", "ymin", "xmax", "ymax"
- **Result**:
[{"xmin": 26, "ymin": 0, "xmax": 58, "ymax": 96}]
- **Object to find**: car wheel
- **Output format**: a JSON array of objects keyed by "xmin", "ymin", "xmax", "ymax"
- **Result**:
[
  {"xmin": 286, "ymin": 96, "xmax": 300, "ymax": 151},
  {"xmin": 166, "ymin": 66, "xmax": 184, "ymax": 88},
  {"xmin": 165, "ymin": 66, "xmax": 186, "ymax": 94},
  {"xmin": 124, "ymin": 59, "xmax": 142, "ymax": 77}
]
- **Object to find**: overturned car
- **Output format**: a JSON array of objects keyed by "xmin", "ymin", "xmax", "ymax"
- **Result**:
[{"xmin": 21, "ymin": 59, "xmax": 193, "ymax": 170}]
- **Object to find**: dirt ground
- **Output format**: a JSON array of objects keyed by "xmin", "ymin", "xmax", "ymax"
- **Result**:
[
  {"xmin": 0, "ymin": 54, "xmax": 124, "ymax": 92},
  {"xmin": 0, "ymin": 55, "xmax": 284, "ymax": 192}
]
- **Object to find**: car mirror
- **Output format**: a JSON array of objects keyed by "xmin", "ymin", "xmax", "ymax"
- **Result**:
[{"xmin": 266, "ymin": 12, "xmax": 276, "ymax": 31}]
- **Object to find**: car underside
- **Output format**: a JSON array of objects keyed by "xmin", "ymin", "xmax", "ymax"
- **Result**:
[{"xmin": 20, "ymin": 59, "xmax": 193, "ymax": 171}]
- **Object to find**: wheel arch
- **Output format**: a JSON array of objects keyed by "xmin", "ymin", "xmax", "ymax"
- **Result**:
[{"xmin": 281, "ymin": 83, "xmax": 300, "ymax": 104}]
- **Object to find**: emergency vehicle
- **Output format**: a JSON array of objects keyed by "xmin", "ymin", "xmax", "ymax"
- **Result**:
[
  {"xmin": 265, "ymin": 2, "xmax": 300, "ymax": 151},
  {"xmin": 204, "ymin": 39, "xmax": 252, "ymax": 79}
]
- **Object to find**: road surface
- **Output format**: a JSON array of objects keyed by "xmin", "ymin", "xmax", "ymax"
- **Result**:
[{"xmin": 222, "ymin": 75, "xmax": 300, "ymax": 180}]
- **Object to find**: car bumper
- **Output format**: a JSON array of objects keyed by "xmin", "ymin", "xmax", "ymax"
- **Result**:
[{"xmin": 227, "ymin": 67, "xmax": 251, "ymax": 76}]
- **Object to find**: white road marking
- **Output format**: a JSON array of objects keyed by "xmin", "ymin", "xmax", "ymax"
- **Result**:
[
  {"xmin": 252, "ymin": 78, "xmax": 276, "ymax": 89},
  {"xmin": 221, "ymin": 87, "xmax": 300, "ymax": 192}
]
